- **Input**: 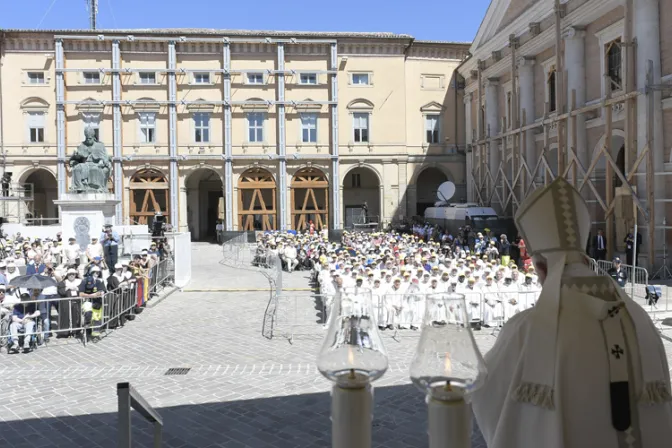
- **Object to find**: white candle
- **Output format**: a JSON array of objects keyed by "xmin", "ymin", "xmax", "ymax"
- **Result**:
[
  {"xmin": 332, "ymin": 372, "xmax": 373, "ymax": 448},
  {"xmin": 427, "ymin": 384, "xmax": 472, "ymax": 448}
]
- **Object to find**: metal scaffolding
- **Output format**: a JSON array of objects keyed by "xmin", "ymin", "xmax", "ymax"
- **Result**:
[{"xmin": 469, "ymin": 0, "xmax": 659, "ymax": 266}]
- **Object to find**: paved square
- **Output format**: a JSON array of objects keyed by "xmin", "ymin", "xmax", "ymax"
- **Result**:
[{"xmin": 0, "ymin": 242, "xmax": 669, "ymax": 447}]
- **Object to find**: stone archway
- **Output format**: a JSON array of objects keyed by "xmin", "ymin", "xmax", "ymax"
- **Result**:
[
  {"xmin": 415, "ymin": 167, "xmax": 448, "ymax": 216},
  {"xmin": 186, "ymin": 168, "xmax": 224, "ymax": 241},
  {"xmin": 238, "ymin": 168, "xmax": 277, "ymax": 231},
  {"xmin": 129, "ymin": 168, "xmax": 170, "ymax": 227},
  {"xmin": 343, "ymin": 166, "xmax": 381, "ymax": 228},
  {"xmin": 291, "ymin": 167, "xmax": 328, "ymax": 231},
  {"xmin": 21, "ymin": 169, "xmax": 58, "ymax": 224}
]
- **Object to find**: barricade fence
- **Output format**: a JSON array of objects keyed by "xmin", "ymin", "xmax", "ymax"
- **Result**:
[{"xmin": 0, "ymin": 261, "xmax": 172, "ymax": 350}]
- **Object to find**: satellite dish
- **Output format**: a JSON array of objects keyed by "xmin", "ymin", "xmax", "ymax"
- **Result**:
[{"xmin": 436, "ymin": 181, "xmax": 456, "ymax": 202}]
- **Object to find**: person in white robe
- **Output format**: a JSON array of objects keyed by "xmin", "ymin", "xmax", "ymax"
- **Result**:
[
  {"xmin": 464, "ymin": 277, "xmax": 481, "ymax": 324},
  {"xmin": 472, "ymin": 176, "xmax": 672, "ymax": 448},
  {"xmin": 408, "ymin": 278, "xmax": 425, "ymax": 330},
  {"xmin": 481, "ymin": 275, "xmax": 504, "ymax": 327},
  {"xmin": 370, "ymin": 279, "xmax": 386, "ymax": 329},
  {"xmin": 501, "ymin": 276, "xmax": 522, "ymax": 319}
]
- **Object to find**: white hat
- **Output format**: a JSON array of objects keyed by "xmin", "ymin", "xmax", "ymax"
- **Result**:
[
  {"xmin": 0, "ymin": 261, "xmax": 6, "ymax": 268},
  {"xmin": 67, "ymin": 268, "xmax": 78, "ymax": 275},
  {"xmin": 90, "ymin": 266, "xmax": 101, "ymax": 273},
  {"xmin": 114, "ymin": 263, "xmax": 123, "ymax": 270},
  {"xmin": 511, "ymin": 177, "xmax": 664, "ymax": 410}
]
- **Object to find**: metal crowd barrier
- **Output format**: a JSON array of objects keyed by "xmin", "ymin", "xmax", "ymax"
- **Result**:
[
  {"xmin": 0, "ymin": 274, "xmax": 164, "ymax": 350},
  {"xmin": 593, "ymin": 259, "xmax": 649, "ymax": 301},
  {"xmin": 270, "ymin": 288, "xmax": 543, "ymax": 343},
  {"xmin": 117, "ymin": 382, "xmax": 163, "ymax": 448},
  {"xmin": 271, "ymin": 293, "xmax": 329, "ymax": 343}
]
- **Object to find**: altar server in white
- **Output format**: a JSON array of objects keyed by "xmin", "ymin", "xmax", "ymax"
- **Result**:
[{"xmin": 472, "ymin": 176, "xmax": 672, "ymax": 448}]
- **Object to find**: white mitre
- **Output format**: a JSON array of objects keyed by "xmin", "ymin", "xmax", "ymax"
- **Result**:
[{"xmin": 513, "ymin": 176, "xmax": 671, "ymax": 410}]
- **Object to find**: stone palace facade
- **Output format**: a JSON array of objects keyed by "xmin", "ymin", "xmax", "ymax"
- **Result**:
[{"xmin": 0, "ymin": 29, "xmax": 469, "ymax": 239}]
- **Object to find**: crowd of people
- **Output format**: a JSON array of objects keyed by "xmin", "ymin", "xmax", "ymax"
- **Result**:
[
  {"xmin": 252, "ymin": 227, "xmax": 542, "ymax": 331},
  {"xmin": 0, "ymin": 226, "xmax": 169, "ymax": 353}
]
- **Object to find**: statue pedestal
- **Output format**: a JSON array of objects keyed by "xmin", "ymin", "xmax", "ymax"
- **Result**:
[{"xmin": 55, "ymin": 193, "xmax": 120, "ymax": 249}]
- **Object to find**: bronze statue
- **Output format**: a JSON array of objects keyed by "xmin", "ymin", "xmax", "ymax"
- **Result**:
[{"xmin": 69, "ymin": 127, "xmax": 112, "ymax": 193}]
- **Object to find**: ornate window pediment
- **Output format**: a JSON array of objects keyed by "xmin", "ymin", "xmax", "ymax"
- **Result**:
[
  {"xmin": 420, "ymin": 101, "xmax": 446, "ymax": 113},
  {"xmin": 347, "ymin": 98, "xmax": 374, "ymax": 111},
  {"xmin": 186, "ymin": 98, "xmax": 215, "ymax": 112},
  {"xmin": 241, "ymin": 97, "xmax": 271, "ymax": 111},
  {"xmin": 20, "ymin": 97, "xmax": 49, "ymax": 112},
  {"xmin": 75, "ymin": 97, "xmax": 105, "ymax": 113},
  {"xmin": 294, "ymin": 98, "xmax": 322, "ymax": 112},
  {"xmin": 132, "ymin": 97, "xmax": 160, "ymax": 112}
]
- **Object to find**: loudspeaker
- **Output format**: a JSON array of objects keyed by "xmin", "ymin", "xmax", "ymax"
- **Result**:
[{"xmin": 328, "ymin": 229, "xmax": 344, "ymax": 243}]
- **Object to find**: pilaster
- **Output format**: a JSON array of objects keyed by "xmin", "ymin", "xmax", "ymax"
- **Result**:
[
  {"xmin": 277, "ymin": 43, "xmax": 288, "ymax": 230},
  {"xmin": 112, "ymin": 40, "xmax": 123, "ymax": 223},
  {"xmin": 517, "ymin": 57, "xmax": 537, "ymax": 180},
  {"xmin": 223, "ymin": 41, "xmax": 234, "ymax": 231},
  {"xmin": 563, "ymin": 27, "xmax": 588, "ymax": 172},
  {"xmin": 55, "ymin": 39, "xmax": 66, "ymax": 197},
  {"xmin": 168, "ymin": 41, "xmax": 179, "ymax": 227},
  {"xmin": 330, "ymin": 43, "xmax": 341, "ymax": 230}
]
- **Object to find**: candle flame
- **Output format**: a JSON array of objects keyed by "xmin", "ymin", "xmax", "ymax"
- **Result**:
[
  {"xmin": 348, "ymin": 346, "xmax": 355, "ymax": 365},
  {"xmin": 444, "ymin": 354, "xmax": 452, "ymax": 375}
]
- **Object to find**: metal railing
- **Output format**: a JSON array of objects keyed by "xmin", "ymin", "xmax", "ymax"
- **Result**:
[
  {"xmin": 592, "ymin": 259, "xmax": 649, "ymax": 300},
  {"xmin": 117, "ymin": 382, "xmax": 163, "ymax": 448},
  {"xmin": 0, "ymin": 260, "xmax": 173, "ymax": 350}
]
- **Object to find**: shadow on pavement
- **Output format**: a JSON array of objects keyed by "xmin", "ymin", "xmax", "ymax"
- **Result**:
[{"xmin": 0, "ymin": 384, "xmax": 486, "ymax": 448}]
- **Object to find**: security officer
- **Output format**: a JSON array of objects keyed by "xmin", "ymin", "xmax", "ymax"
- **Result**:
[{"xmin": 608, "ymin": 256, "xmax": 628, "ymax": 288}]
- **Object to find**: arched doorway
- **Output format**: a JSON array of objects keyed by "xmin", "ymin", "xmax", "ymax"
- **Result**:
[
  {"xmin": 291, "ymin": 167, "xmax": 328, "ymax": 231},
  {"xmin": 238, "ymin": 168, "xmax": 277, "ymax": 231},
  {"xmin": 186, "ymin": 168, "xmax": 223, "ymax": 241},
  {"xmin": 415, "ymin": 167, "xmax": 448, "ymax": 216},
  {"xmin": 343, "ymin": 167, "xmax": 381, "ymax": 228},
  {"xmin": 22, "ymin": 169, "xmax": 58, "ymax": 224},
  {"xmin": 129, "ymin": 169, "xmax": 170, "ymax": 227}
]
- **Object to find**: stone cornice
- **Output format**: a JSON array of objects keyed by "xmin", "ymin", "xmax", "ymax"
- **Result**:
[{"xmin": 460, "ymin": 0, "xmax": 621, "ymax": 81}]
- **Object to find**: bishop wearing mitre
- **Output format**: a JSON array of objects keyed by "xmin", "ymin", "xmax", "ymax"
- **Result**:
[{"xmin": 472, "ymin": 177, "xmax": 672, "ymax": 447}]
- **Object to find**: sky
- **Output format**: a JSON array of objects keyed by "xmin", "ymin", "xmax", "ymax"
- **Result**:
[{"xmin": 0, "ymin": 0, "xmax": 491, "ymax": 43}]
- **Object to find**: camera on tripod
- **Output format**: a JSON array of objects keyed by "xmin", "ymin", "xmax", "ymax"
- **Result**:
[{"xmin": 151, "ymin": 212, "xmax": 166, "ymax": 238}]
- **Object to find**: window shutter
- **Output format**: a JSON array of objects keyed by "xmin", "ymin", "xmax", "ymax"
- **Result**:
[{"xmin": 369, "ymin": 73, "xmax": 374, "ymax": 86}]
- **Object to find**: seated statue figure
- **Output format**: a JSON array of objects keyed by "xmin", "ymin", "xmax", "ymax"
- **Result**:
[{"xmin": 69, "ymin": 127, "xmax": 112, "ymax": 193}]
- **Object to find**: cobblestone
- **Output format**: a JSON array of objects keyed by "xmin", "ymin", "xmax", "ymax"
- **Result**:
[{"xmin": 0, "ymin": 242, "xmax": 669, "ymax": 447}]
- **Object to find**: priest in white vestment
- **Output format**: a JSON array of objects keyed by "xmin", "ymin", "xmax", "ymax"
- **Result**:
[{"xmin": 472, "ymin": 176, "xmax": 672, "ymax": 448}]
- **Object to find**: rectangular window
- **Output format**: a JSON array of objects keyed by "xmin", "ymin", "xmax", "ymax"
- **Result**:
[
  {"xmin": 300, "ymin": 113, "xmax": 318, "ymax": 143},
  {"xmin": 27, "ymin": 72, "xmax": 45, "ymax": 84},
  {"xmin": 425, "ymin": 114, "xmax": 440, "ymax": 144},
  {"xmin": 139, "ymin": 72, "xmax": 157, "ymax": 84},
  {"xmin": 138, "ymin": 112, "xmax": 157, "ymax": 143},
  {"xmin": 82, "ymin": 112, "xmax": 101, "ymax": 141},
  {"xmin": 606, "ymin": 38, "xmax": 622, "ymax": 91},
  {"xmin": 193, "ymin": 72, "xmax": 211, "ymax": 84},
  {"xmin": 351, "ymin": 73, "xmax": 371, "ymax": 86},
  {"xmin": 83, "ymin": 71, "xmax": 101, "ymax": 84},
  {"xmin": 194, "ymin": 112, "xmax": 210, "ymax": 143},
  {"xmin": 246, "ymin": 73, "xmax": 264, "ymax": 85},
  {"xmin": 353, "ymin": 112, "xmax": 370, "ymax": 143},
  {"xmin": 547, "ymin": 66, "xmax": 557, "ymax": 113},
  {"xmin": 247, "ymin": 112, "xmax": 264, "ymax": 143},
  {"xmin": 299, "ymin": 73, "xmax": 318, "ymax": 85},
  {"xmin": 27, "ymin": 112, "xmax": 45, "ymax": 143},
  {"xmin": 351, "ymin": 173, "xmax": 361, "ymax": 188}
]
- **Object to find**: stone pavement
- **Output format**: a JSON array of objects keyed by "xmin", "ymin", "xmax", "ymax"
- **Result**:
[{"xmin": 0, "ymin": 242, "xmax": 669, "ymax": 448}]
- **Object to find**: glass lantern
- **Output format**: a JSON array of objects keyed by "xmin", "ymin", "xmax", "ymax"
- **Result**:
[
  {"xmin": 410, "ymin": 292, "xmax": 487, "ymax": 401},
  {"xmin": 317, "ymin": 288, "xmax": 388, "ymax": 388}
]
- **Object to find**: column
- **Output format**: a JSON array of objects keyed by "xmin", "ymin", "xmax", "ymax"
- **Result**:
[
  {"xmin": 398, "ymin": 161, "xmax": 407, "ymax": 218},
  {"xmin": 55, "ymin": 39, "xmax": 66, "ymax": 198},
  {"xmin": 517, "ymin": 58, "xmax": 536, "ymax": 182},
  {"xmin": 563, "ymin": 27, "xmax": 588, "ymax": 175},
  {"xmin": 464, "ymin": 92, "xmax": 473, "ymax": 202},
  {"xmin": 330, "ymin": 43, "xmax": 341, "ymax": 229},
  {"xmin": 111, "ymin": 40, "xmax": 123, "ymax": 223},
  {"xmin": 167, "ymin": 41, "xmax": 179, "ymax": 228},
  {"xmin": 485, "ymin": 78, "xmax": 500, "ymax": 184},
  {"xmin": 635, "ymin": 0, "xmax": 664, "ymax": 230},
  {"xmin": 277, "ymin": 43, "xmax": 288, "ymax": 230},
  {"xmin": 223, "ymin": 40, "xmax": 234, "ymax": 231}
]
